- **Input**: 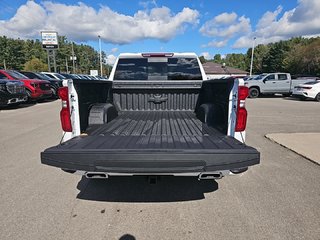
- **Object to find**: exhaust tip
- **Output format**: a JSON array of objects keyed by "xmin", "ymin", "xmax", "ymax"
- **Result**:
[
  {"xmin": 198, "ymin": 172, "xmax": 223, "ymax": 180},
  {"xmin": 85, "ymin": 172, "xmax": 108, "ymax": 179}
]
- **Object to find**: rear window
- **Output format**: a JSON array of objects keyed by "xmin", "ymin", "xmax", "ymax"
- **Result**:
[
  {"xmin": 114, "ymin": 57, "xmax": 202, "ymax": 80},
  {"xmin": 278, "ymin": 74, "xmax": 288, "ymax": 80}
]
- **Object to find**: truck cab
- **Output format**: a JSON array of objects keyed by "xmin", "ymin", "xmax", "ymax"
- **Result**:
[{"xmin": 245, "ymin": 73, "xmax": 292, "ymax": 98}]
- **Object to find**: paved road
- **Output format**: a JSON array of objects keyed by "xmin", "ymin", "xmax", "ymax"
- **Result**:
[{"xmin": 0, "ymin": 97, "xmax": 319, "ymax": 240}]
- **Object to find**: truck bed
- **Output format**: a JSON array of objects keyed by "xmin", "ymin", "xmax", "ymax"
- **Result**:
[{"xmin": 41, "ymin": 111, "xmax": 260, "ymax": 173}]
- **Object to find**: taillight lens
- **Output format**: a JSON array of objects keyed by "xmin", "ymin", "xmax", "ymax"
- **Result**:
[
  {"xmin": 235, "ymin": 86, "xmax": 248, "ymax": 132},
  {"xmin": 58, "ymin": 87, "xmax": 72, "ymax": 132},
  {"xmin": 236, "ymin": 108, "xmax": 247, "ymax": 131},
  {"xmin": 238, "ymin": 86, "xmax": 249, "ymax": 100},
  {"xmin": 58, "ymin": 87, "xmax": 68, "ymax": 100}
]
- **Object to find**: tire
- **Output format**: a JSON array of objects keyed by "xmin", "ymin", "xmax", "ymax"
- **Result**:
[
  {"xmin": 51, "ymin": 87, "xmax": 58, "ymax": 99},
  {"xmin": 51, "ymin": 87, "xmax": 56, "ymax": 96},
  {"xmin": 315, "ymin": 93, "xmax": 320, "ymax": 102},
  {"xmin": 249, "ymin": 88, "xmax": 259, "ymax": 98},
  {"xmin": 26, "ymin": 89, "xmax": 32, "ymax": 103}
]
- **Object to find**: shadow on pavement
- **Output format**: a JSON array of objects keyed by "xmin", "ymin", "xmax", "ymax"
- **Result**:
[
  {"xmin": 76, "ymin": 176, "xmax": 218, "ymax": 202},
  {"xmin": 0, "ymin": 102, "xmax": 36, "ymax": 110},
  {"xmin": 119, "ymin": 234, "xmax": 136, "ymax": 240},
  {"xmin": 0, "ymin": 98, "xmax": 57, "ymax": 111}
]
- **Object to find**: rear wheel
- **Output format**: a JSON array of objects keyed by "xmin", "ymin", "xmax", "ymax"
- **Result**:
[
  {"xmin": 26, "ymin": 89, "xmax": 32, "ymax": 103},
  {"xmin": 249, "ymin": 88, "xmax": 259, "ymax": 98},
  {"xmin": 51, "ymin": 87, "xmax": 58, "ymax": 99},
  {"xmin": 315, "ymin": 93, "xmax": 320, "ymax": 102}
]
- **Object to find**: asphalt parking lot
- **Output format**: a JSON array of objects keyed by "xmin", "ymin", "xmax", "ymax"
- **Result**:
[{"xmin": 0, "ymin": 97, "xmax": 319, "ymax": 240}]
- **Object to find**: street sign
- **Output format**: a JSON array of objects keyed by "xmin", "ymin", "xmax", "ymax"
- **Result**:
[
  {"xmin": 41, "ymin": 31, "xmax": 59, "ymax": 49},
  {"xmin": 90, "ymin": 70, "xmax": 98, "ymax": 76}
]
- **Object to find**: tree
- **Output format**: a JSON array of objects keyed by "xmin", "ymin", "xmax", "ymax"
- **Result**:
[
  {"xmin": 246, "ymin": 44, "xmax": 270, "ymax": 74},
  {"xmin": 224, "ymin": 53, "xmax": 246, "ymax": 70},
  {"xmin": 24, "ymin": 57, "xmax": 48, "ymax": 71},
  {"xmin": 213, "ymin": 54, "xmax": 222, "ymax": 63},
  {"xmin": 199, "ymin": 56, "xmax": 206, "ymax": 64},
  {"xmin": 262, "ymin": 41, "xmax": 290, "ymax": 72}
]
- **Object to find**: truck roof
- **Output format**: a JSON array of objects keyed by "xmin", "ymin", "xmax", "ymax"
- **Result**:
[{"xmin": 118, "ymin": 52, "xmax": 198, "ymax": 58}]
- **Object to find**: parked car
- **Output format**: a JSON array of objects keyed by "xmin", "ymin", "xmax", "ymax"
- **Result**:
[
  {"xmin": 41, "ymin": 72, "xmax": 66, "ymax": 80},
  {"xmin": 19, "ymin": 71, "xmax": 62, "ymax": 98},
  {"xmin": 59, "ymin": 73, "xmax": 81, "ymax": 80},
  {"xmin": 245, "ymin": 73, "xmax": 313, "ymax": 98},
  {"xmin": 41, "ymin": 52, "xmax": 260, "ymax": 180},
  {"xmin": 0, "ymin": 79, "xmax": 27, "ymax": 107},
  {"xmin": 243, "ymin": 75, "xmax": 257, "ymax": 81},
  {"xmin": 292, "ymin": 80, "xmax": 320, "ymax": 101},
  {"xmin": 0, "ymin": 70, "xmax": 52, "ymax": 101}
]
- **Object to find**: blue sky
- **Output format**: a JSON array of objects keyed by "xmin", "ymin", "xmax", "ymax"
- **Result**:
[{"xmin": 1, "ymin": 0, "xmax": 319, "ymax": 63}]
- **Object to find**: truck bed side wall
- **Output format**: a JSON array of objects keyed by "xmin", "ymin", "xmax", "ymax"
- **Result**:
[
  {"xmin": 195, "ymin": 78, "xmax": 235, "ymax": 134},
  {"xmin": 73, "ymin": 80, "xmax": 113, "ymax": 132}
]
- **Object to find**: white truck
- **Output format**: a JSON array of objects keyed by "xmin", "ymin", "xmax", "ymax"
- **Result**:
[
  {"xmin": 245, "ymin": 73, "xmax": 313, "ymax": 98},
  {"xmin": 41, "ymin": 53, "xmax": 259, "ymax": 180}
]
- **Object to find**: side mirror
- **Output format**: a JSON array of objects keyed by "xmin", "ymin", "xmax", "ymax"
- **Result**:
[{"xmin": 263, "ymin": 79, "xmax": 266, "ymax": 83}]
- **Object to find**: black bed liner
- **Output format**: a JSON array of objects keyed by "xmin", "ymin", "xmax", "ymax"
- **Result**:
[{"xmin": 41, "ymin": 111, "xmax": 260, "ymax": 173}]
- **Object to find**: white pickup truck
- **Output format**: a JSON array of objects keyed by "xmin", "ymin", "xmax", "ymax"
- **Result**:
[
  {"xmin": 245, "ymin": 73, "xmax": 313, "ymax": 98},
  {"xmin": 41, "ymin": 53, "xmax": 259, "ymax": 180}
]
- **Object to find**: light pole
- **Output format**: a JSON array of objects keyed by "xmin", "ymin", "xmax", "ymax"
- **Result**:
[
  {"xmin": 71, "ymin": 42, "xmax": 76, "ymax": 73},
  {"xmin": 98, "ymin": 35, "xmax": 103, "ymax": 76},
  {"xmin": 249, "ymin": 37, "xmax": 256, "ymax": 76}
]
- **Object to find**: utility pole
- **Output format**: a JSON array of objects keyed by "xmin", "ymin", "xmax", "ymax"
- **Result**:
[
  {"xmin": 3, "ymin": 59, "xmax": 6, "ymax": 70},
  {"xmin": 249, "ymin": 37, "xmax": 256, "ymax": 76},
  {"xmin": 98, "ymin": 35, "xmax": 103, "ymax": 76},
  {"xmin": 65, "ymin": 57, "xmax": 69, "ymax": 73},
  {"xmin": 53, "ymin": 50, "xmax": 57, "ymax": 72},
  {"xmin": 47, "ymin": 50, "xmax": 51, "ymax": 72}
]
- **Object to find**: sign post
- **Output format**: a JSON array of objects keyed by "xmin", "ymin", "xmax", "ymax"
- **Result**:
[{"xmin": 41, "ymin": 31, "xmax": 59, "ymax": 72}]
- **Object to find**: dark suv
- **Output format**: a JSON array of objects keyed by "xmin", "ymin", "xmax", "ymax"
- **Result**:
[
  {"xmin": 0, "ymin": 79, "xmax": 27, "ymax": 107},
  {"xmin": 0, "ymin": 70, "xmax": 52, "ymax": 101}
]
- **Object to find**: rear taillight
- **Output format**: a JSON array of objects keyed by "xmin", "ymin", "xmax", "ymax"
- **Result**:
[
  {"xmin": 58, "ymin": 87, "xmax": 72, "ymax": 132},
  {"xmin": 238, "ymin": 86, "xmax": 249, "ymax": 100},
  {"xmin": 235, "ymin": 86, "xmax": 248, "ymax": 132}
]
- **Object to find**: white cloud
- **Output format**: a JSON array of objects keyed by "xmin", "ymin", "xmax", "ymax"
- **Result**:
[
  {"xmin": 0, "ymin": 1, "xmax": 199, "ymax": 44},
  {"xmin": 201, "ymin": 52, "xmax": 212, "ymax": 60},
  {"xmin": 0, "ymin": 1, "xmax": 46, "ymax": 38},
  {"xmin": 200, "ymin": 12, "xmax": 251, "ymax": 38},
  {"xmin": 256, "ymin": 6, "xmax": 283, "ymax": 29},
  {"xmin": 105, "ymin": 54, "xmax": 117, "ymax": 65},
  {"xmin": 233, "ymin": 0, "xmax": 320, "ymax": 48},
  {"xmin": 111, "ymin": 48, "xmax": 118, "ymax": 53},
  {"xmin": 139, "ymin": 0, "xmax": 158, "ymax": 9},
  {"xmin": 200, "ymin": 12, "xmax": 251, "ymax": 48},
  {"xmin": 202, "ymin": 39, "xmax": 228, "ymax": 48},
  {"xmin": 214, "ymin": 12, "xmax": 237, "ymax": 25}
]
